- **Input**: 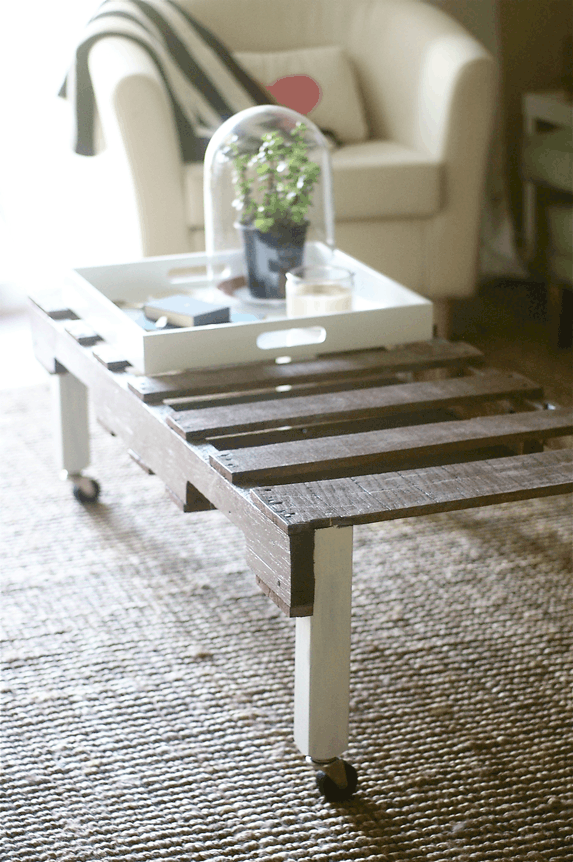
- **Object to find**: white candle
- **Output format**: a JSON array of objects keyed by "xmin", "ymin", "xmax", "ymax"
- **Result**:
[{"xmin": 286, "ymin": 266, "xmax": 354, "ymax": 317}]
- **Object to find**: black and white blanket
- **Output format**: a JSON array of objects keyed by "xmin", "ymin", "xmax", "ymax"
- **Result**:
[{"xmin": 60, "ymin": 0, "xmax": 273, "ymax": 162}]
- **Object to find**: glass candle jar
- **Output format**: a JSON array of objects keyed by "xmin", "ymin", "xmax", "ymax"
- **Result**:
[{"xmin": 286, "ymin": 265, "xmax": 354, "ymax": 317}]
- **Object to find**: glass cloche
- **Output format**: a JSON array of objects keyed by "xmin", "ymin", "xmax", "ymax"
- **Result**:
[{"xmin": 204, "ymin": 105, "xmax": 335, "ymax": 302}]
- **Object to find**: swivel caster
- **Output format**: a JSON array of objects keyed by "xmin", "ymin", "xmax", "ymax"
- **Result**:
[
  {"xmin": 308, "ymin": 757, "xmax": 358, "ymax": 802},
  {"xmin": 72, "ymin": 476, "xmax": 101, "ymax": 504}
]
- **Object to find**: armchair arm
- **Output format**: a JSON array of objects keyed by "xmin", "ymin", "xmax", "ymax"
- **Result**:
[
  {"xmin": 350, "ymin": 0, "xmax": 495, "ymax": 158},
  {"xmin": 88, "ymin": 36, "xmax": 190, "ymax": 256},
  {"xmin": 424, "ymin": 44, "xmax": 497, "ymax": 296}
]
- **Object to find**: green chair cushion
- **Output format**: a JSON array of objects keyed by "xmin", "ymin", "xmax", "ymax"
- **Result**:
[
  {"xmin": 545, "ymin": 202, "xmax": 573, "ymax": 284},
  {"xmin": 546, "ymin": 202, "xmax": 573, "ymax": 256},
  {"xmin": 522, "ymin": 128, "xmax": 573, "ymax": 193}
]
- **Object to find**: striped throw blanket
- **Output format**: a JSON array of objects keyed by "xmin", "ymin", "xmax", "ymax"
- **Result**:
[{"xmin": 61, "ymin": 0, "xmax": 273, "ymax": 161}]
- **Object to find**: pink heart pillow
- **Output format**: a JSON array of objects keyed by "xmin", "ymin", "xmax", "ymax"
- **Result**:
[
  {"xmin": 234, "ymin": 46, "xmax": 369, "ymax": 144},
  {"xmin": 266, "ymin": 74, "xmax": 322, "ymax": 115}
]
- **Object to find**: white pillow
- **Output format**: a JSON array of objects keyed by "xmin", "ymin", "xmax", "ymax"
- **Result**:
[{"xmin": 234, "ymin": 46, "xmax": 369, "ymax": 144}]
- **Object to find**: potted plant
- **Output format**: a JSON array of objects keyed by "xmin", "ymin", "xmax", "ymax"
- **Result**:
[{"xmin": 229, "ymin": 122, "xmax": 321, "ymax": 300}]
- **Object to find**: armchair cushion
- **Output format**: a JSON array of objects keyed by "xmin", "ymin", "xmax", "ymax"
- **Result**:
[
  {"xmin": 522, "ymin": 129, "xmax": 573, "ymax": 194},
  {"xmin": 331, "ymin": 141, "xmax": 442, "ymax": 220},
  {"xmin": 234, "ymin": 46, "xmax": 370, "ymax": 144},
  {"xmin": 182, "ymin": 139, "xmax": 442, "ymax": 228}
]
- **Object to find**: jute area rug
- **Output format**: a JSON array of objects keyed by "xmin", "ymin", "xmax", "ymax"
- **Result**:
[{"xmin": 1, "ymin": 384, "xmax": 572, "ymax": 861}]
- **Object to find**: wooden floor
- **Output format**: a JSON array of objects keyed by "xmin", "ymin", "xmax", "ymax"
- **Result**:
[{"xmin": 1, "ymin": 278, "xmax": 571, "ymax": 404}]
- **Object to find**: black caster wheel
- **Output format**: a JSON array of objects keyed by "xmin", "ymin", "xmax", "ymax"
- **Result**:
[
  {"xmin": 316, "ymin": 761, "xmax": 358, "ymax": 802},
  {"xmin": 73, "ymin": 477, "xmax": 101, "ymax": 504}
]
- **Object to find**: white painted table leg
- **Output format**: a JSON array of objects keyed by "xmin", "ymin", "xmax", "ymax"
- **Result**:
[
  {"xmin": 294, "ymin": 525, "xmax": 353, "ymax": 763},
  {"xmin": 51, "ymin": 372, "xmax": 90, "ymax": 476}
]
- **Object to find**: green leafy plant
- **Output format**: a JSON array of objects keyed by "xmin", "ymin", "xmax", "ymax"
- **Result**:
[{"xmin": 230, "ymin": 122, "xmax": 321, "ymax": 234}]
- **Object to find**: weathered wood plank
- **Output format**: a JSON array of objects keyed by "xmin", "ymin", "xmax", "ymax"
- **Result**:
[
  {"xmin": 128, "ymin": 340, "xmax": 484, "ymax": 403},
  {"xmin": 209, "ymin": 407, "xmax": 458, "ymax": 449},
  {"xmin": 92, "ymin": 344, "xmax": 132, "ymax": 371},
  {"xmin": 168, "ymin": 371, "xmax": 543, "ymax": 441},
  {"xmin": 163, "ymin": 372, "xmax": 406, "ymax": 410},
  {"xmin": 246, "ymin": 530, "xmax": 315, "ymax": 617},
  {"xmin": 64, "ymin": 320, "xmax": 102, "ymax": 346},
  {"xmin": 211, "ymin": 407, "xmax": 573, "ymax": 484},
  {"xmin": 28, "ymin": 293, "xmax": 78, "ymax": 321},
  {"xmin": 250, "ymin": 449, "xmax": 573, "ymax": 533}
]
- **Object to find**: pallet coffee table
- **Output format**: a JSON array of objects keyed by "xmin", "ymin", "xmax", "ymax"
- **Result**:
[{"xmin": 30, "ymin": 296, "xmax": 573, "ymax": 800}]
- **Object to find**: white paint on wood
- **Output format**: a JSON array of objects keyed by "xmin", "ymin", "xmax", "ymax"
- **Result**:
[
  {"xmin": 51, "ymin": 372, "xmax": 90, "ymax": 474},
  {"xmin": 294, "ymin": 525, "xmax": 353, "ymax": 761}
]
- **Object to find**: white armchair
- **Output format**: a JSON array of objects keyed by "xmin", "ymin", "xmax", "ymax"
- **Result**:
[{"xmin": 73, "ymin": 0, "xmax": 497, "ymax": 331}]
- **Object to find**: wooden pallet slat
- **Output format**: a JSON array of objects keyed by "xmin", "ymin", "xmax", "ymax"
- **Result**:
[
  {"xmin": 250, "ymin": 449, "xmax": 573, "ymax": 533},
  {"xmin": 163, "ymin": 371, "xmax": 414, "ymax": 410},
  {"xmin": 128, "ymin": 340, "xmax": 484, "ymax": 403},
  {"xmin": 210, "ymin": 407, "xmax": 573, "ymax": 484},
  {"xmin": 208, "ymin": 407, "xmax": 457, "ymax": 450},
  {"xmin": 167, "ymin": 371, "xmax": 543, "ymax": 441},
  {"xmin": 64, "ymin": 320, "xmax": 102, "ymax": 346},
  {"xmin": 92, "ymin": 344, "xmax": 132, "ymax": 371},
  {"xmin": 28, "ymin": 294, "xmax": 79, "ymax": 321}
]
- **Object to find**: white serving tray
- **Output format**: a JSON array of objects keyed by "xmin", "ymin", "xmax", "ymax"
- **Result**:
[{"xmin": 64, "ymin": 243, "xmax": 433, "ymax": 375}]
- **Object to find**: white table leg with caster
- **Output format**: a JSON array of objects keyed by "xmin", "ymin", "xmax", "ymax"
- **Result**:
[
  {"xmin": 52, "ymin": 372, "xmax": 90, "ymax": 474},
  {"xmin": 51, "ymin": 372, "xmax": 100, "ymax": 503},
  {"xmin": 294, "ymin": 525, "xmax": 357, "ymax": 800}
]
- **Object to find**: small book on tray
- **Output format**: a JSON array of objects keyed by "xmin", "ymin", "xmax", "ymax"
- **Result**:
[{"xmin": 143, "ymin": 295, "xmax": 230, "ymax": 327}]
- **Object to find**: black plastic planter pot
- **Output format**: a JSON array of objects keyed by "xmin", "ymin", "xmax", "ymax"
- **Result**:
[{"xmin": 239, "ymin": 222, "xmax": 308, "ymax": 300}]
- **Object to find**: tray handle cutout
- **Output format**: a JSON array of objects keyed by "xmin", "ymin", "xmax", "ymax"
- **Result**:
[{"xmin": 256, "ymin": 327, "xmax": 326, "ymax": 351}]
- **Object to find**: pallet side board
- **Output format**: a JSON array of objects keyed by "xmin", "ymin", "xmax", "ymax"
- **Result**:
[{"xmin": 27, "ymin": 300, "xmax": 315, "ymax": 616}]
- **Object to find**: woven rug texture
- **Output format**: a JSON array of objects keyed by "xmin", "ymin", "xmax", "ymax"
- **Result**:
[{"xmin": 1, "ymin": 384, "xmax": 572, "ymax": 861}]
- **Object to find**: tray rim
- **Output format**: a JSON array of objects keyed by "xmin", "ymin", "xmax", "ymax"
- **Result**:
[{"xmin": 64, "ymin": 244, "xmax": 433, "ymax": 374}]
